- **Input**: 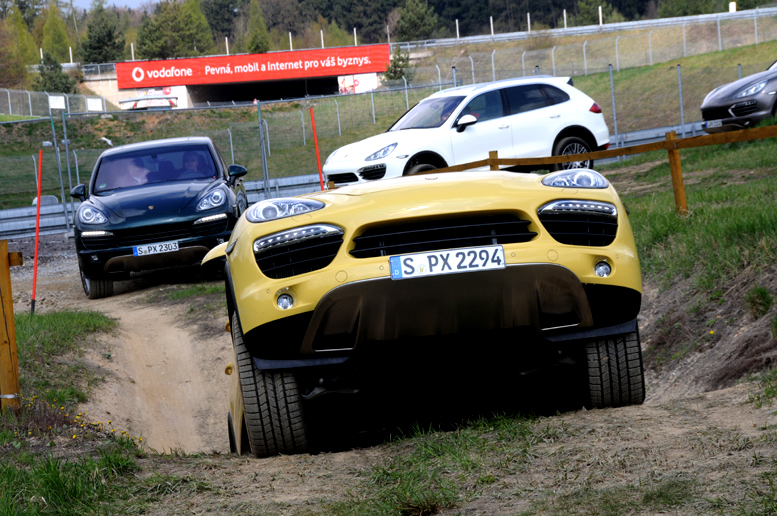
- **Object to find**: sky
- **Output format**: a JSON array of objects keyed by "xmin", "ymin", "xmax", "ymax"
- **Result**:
[{"xmin": 73, "ymin": 0, "xmax": 150, "ymax": 12}]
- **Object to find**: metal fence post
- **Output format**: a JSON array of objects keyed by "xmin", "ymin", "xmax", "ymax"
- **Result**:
[
  {"xmin": 522, "ymin": 51, "xmax": 526, "ymax": 76},
  {"xmin": 435, "ymin": 65, "xmax": 441, "ymax": 90},
  {"xmin": 468, "ymin": 55, "xmax": 475, "ymax": 84},
  {"xmin": 4, "ymin": 89, "xmax": 10, "ymax": 115},
  {"xmin": 677, "ymin": 64, "xmax": 685, "ymax": 138},
  {"xmin": 262, "ymin": 119, "xmax": 271, "ymax": 156},
  {"xmin": 101, "ymin": 96, "xmax": 106, "ymax": 112},
  {"xmin": 256, "ymin": 102, "xmax": 270, "ymax": 199},
  {"xmin": 755, "ymin": 8, "xmax": 759, "ymax": 44},
  {"xmin": 609, "ymin": 64, "xmax": 619, "ymax": 150},
  {"xmin": 370, "ymin": 92, "xmax": 376, "ymax": 124},
  {"xmin": 649, "ymin": 31, "xmax": 653, "ymax": 66},
  {"xmin": 583, "ymin": 41, "xmax": 587, "ymax": 75},
  {"xmin": 334, "ymin": 99, "xmax": 341, "ymax": 135},
  {"xmin": 73, "ymin": 150, "xmax": 79, "ymax": 184},
  {"xmin": 452, "ymin": 66, "xmax": 457, "ymax": 86},
  {"xmin": 682, "ymin": 23, "xmax": 687, "ymax": 57},
  {"xmin": 227, "ymin": 128, "xmax": 235, "ymax": 163},
  {"xmin": 491, "ymin": 50, "xmax": 496, "ymax": 81},
  {"xmin": 65, "ymin": 94, "xmax": 70, "ymax": 113},
  {"xmin": 49, "ymin": 115, "xmax": 70, "ymax": 232},
  {"xmin": 534, "ymin": 65, "xmax": 539, "ymax": 75},
  {"xmin": 717, "ymin": 17, "xmax": 722, "ymax": 51},
  {"xmin": 551, "ymin": 46, "xmax": 556, "ymax": 76},
  {"xmin": 299, "ymin": 110, "xmax": 306, "ymax": 145},
  {"xmin": 738, "ymin": 63, "xmax": 742, "ymax": 79},
  {"xmin": 61, "ymin": 113, "xmax": 74, "ymax": 218},
  {"xmin": 26, "ymin": 91, "xmax": 31, "ymax": 116},
  {"xmin": 402, "ymin": 77, "xmax": 409, "ymax": 109},
  {"xmin": 31, "ymin": 155, "xmax": 38, "ymax": 190}
]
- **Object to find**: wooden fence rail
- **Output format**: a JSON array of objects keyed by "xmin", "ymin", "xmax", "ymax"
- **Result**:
[{"xmin": 430, "ymin": 124, "xmax": 777, "ymax": 215}]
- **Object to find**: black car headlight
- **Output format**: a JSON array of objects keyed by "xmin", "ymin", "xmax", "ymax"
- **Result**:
[
  {"xmin": 246, "ymin": 198, "xmax": 324, "ymax": 223},
  {"xmin": 196, "ymin": 189, "xmax": 226, "ymax": 211},
  {"xmin": 542, "ymin": 169, "xmax": 609, "ymax": 189},
  {"xmin": 78, "ymin": 206, "xmax": 108, "ymax": 224}
]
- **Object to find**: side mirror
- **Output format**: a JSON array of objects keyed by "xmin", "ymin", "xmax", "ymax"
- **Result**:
[
  {"xmin": 71, "ymin": 184, "xmax": 86, "ymax": 201},
  {"xmin": 456, "ymin": 114, "xmax": 478, "ymax": 133},
  {"xmin": 228, "ymin": 164, "xmax": 248, "ymax": 178}
]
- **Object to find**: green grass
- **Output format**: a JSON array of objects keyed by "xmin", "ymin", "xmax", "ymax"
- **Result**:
[
  {"xmin": 162, "ymin": 282, "xmax": 225, "ymax": 301},
  {"xmin": 746, "ymin": 286, "xmax": 774, "ymax": 320},
  {"xmin": 0, "ymin": 114, "xmax": 41, "ymax": 122}
]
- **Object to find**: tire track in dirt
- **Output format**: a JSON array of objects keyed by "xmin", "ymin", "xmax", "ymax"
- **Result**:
[{"xmin": 79, "ymin": 294, "xmax": 233, "ymax": 453}]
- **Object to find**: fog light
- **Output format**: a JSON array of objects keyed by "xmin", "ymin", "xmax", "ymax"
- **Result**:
[
  {"xmin": 594, "ymin": 261, "xmax": 611, "ymax": 277},
  {"xmin": 90, "ymin": 255, "xmax": 99, "ymax": 263},
  {"xmin": 277, "ymin": 294, "xmax": 294, "ymax": 310}
]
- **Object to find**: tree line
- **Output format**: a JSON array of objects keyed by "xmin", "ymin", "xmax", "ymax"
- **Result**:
[{"xmin": 0, "ymin": 0, "xmax": 767, "ymax": 92}]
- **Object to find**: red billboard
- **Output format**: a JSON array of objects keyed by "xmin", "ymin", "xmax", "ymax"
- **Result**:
[{"xmin": 116, "ymin": 45, "xmax": 391, "ymax": 89}]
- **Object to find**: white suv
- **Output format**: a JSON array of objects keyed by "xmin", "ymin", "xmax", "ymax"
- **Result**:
[{"xmin": 323, "ymin": 76, "xmax": 610, "ymax": 186}]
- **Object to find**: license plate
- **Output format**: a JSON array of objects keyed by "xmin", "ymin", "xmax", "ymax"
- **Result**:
[
  {"xmin": 133, "ymin": 241, "xmax": 179, "ymax": 256},
  {"xmin": 705, "ymin": 120, "xmax": 722, "ymax": 128},
  {"xmin": 389, "ymin": 245, "xmax": 505, "ymax": 280}
]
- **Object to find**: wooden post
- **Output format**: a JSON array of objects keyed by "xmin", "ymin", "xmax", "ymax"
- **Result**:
[
  {"xmin": 489, "ymin": 150, "xmax": 499, "ymax": 170},
  {"xmin": 665, "ymin": 131, "xmax": 688, "ymax": 215},
  {"xmin": 0, "ymin": 240, "xmax": 22, "ymax": 411}
]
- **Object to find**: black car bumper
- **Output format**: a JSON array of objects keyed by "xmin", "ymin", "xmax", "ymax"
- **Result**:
[
  {"xmin": 701, "ymin": 98, "xmax": 774, "ymax": 133},
  {"xmin": 78, "ymin": 231, "xmax": 231, "ymax": 280}
]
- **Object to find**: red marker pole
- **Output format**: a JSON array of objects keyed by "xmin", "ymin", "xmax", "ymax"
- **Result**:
[
  {"xmin": 310, "ymin": 107, "xmax": 324, "ymax": 191},
  {"xmin": 31, "ymin": 149, "xmax": 43, "ymax": 315}
]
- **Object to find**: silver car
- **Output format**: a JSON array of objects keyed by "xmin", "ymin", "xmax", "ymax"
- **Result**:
[{"xmin": 701, "ymin": 61, "xmax": 777, "ymax": 133}]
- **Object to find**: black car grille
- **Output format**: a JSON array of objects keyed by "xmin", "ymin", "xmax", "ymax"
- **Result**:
[
  {"xmin": 730, "ymin": 100, "xmax": 758, "ymax": 117},
  {"xmin": 326, "ymin": 173, "xmax": 359, "ymax": 185},
  {"xmin": 538, "ymin": 213, "xmax": 617, "ymax": 247},
  {"xmin": 701, "ymin": 107, "xmax": 731, "ymax": 120},
  {"xmin": 256, "ymin": 234, "xmax": 344, "ymax": 279},
  {"xmin": 81, "ymin": 219, "xmax": 229, "ymax": 251},
  {"xmin": 350, "ymin": 213, "xmax": 537, "ymax": 258},
  {"xmin": 358, "ymin": 164, "xmax": 387, "ymax": 181}
]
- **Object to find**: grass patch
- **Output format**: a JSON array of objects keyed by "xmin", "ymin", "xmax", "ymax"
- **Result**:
[
  {"xmin": 163, "ymin": 282, "xmax": 225, "ymax": 301},
  {"xmin": 746, "ymin": 286, "xmax": 773, "ymax": 320},
  {"xmin": 15, "ymin": 310, "xmax": 117, "ymax": 400},
  {"xmin": 748, "ymin": 368, "xmax": 777, "ymax": 409}
]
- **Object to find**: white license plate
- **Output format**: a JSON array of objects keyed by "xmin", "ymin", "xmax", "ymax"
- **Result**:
[
  {"xmin": 133, "ymin": 241, "xmax": 179, "ymax": 256},
  {"xmin": 705, "ymin": 120, "xmax": 722, "ymax": 128},
  {"xmin": 389, "ymin": 245, "xmax": 505, "ymax": 280}
]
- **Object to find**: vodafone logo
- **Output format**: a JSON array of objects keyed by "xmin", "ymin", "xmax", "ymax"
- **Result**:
[
  {"xmin": 132, "ymin": 67, "xmax": 144, "ymax": 82},
  {"xmin": 131, "ymin": 66, "xmax": 192, "ymax": 83}
]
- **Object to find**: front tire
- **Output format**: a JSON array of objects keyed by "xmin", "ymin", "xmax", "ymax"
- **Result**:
[
  {"xmin": 552, "ymin": 136, "xmax": 594, "ymax": 171},
  {"xmin": 585, "ymin": 331, "xmax": 645, "ymax": 409},
  {"xmin": 231, "ymin": 313, "xmax": 308, "ymax": 458},
  {"xmin": 80, "ymin": 267, "xmax": 113, "ymax": 299}
]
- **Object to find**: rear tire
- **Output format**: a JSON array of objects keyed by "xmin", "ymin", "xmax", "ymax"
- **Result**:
[
  {"xmin": 405, "ymin": 163, "xmax": 437, "ymax": 176},
  {"xmin": 552, "ymin": 136, "xmax": 594, "ymax": 171},
  {"xmin": 80, "ymin": 267, "xmax": 113, "ymax": 299},
  {"xmin": 231, "ymin": 312, "xmax": 308, "ymax": 458},
  {"xmin": 585, "ymin": 331, "xmax": 645, "ymax": 409}
]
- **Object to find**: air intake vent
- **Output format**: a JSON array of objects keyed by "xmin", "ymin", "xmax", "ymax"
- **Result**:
[
  {"xmin": 538, "ymin": 200, "xmax": 618, "ymax": 247},
  {"xmin": 255, "ymin": 226, "xmax": 344, "ymax": 279},
  {"xmin": 350, "ymin": 213, "xmax": 536, "ymax": 258},
  {"xmin": 358, "ymin": 164, "xmax": 387, "ymax": 181},
  {"xmin": 326, "ymin": 173, "xmax": 359, "ymax": 185},
  {"xmin": 730, "ymin": 100, "xmax": 758, "ymax": 117}
]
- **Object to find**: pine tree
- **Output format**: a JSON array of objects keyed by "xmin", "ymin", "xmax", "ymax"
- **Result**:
[
  {"xmin": 81, "ymin": 4, "xmax": 125, "ymax": 63},
  {"xmin": 8, "ymin": 6, "xmax": 39, "ymax": 65},
  {"xmin": 571, "ymin": 0, "xmax": 624, "ymax": 26},
  {"xmin": 247, "ymin": 0, "xmax": 269, "ymax": 53},
  {"xmin": 0, "ymin": 19, "xmax": 27, "ymax": 88},
  {"xmin": 183, "ymin": 0, "xmax": 214, "ymax": 54},
  {"xmin": 384, "ymin": 49, "xmax": 414, "ymax": 81},
  {"xmin": 33, "ymin": 50, "xmax": 77, "ymax": 92},
  {"xmin": 41, "ymin": 0, "xmax": 72, "ymax": 62},
  {"xmin": 397, "ymin": 0, "xmax": 437, "ymax": 41}
]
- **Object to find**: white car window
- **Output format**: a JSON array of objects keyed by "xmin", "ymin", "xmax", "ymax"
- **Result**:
[
  {"xmin": 390, "ymin": 96, "xmax": 466, "ymax": 130},
  {"xmin": 456, "ymin": 90, "xmax": 504, "ymax": 123}
]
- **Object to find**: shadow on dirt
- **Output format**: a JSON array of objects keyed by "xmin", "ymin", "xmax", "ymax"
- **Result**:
[{"xmin": 301, "ymin": 331, "xmax": 587, "ymax": 454}]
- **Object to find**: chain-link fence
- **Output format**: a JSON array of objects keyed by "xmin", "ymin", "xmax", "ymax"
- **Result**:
[{"xmin": 0, "ymin": 55, "xmax": 774, "ymax": 218}]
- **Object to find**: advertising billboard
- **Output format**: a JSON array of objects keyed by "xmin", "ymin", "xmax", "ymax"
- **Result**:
[{"xmin": 116, "ymin": 45, "xmax": 391, "ymax": 90}]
